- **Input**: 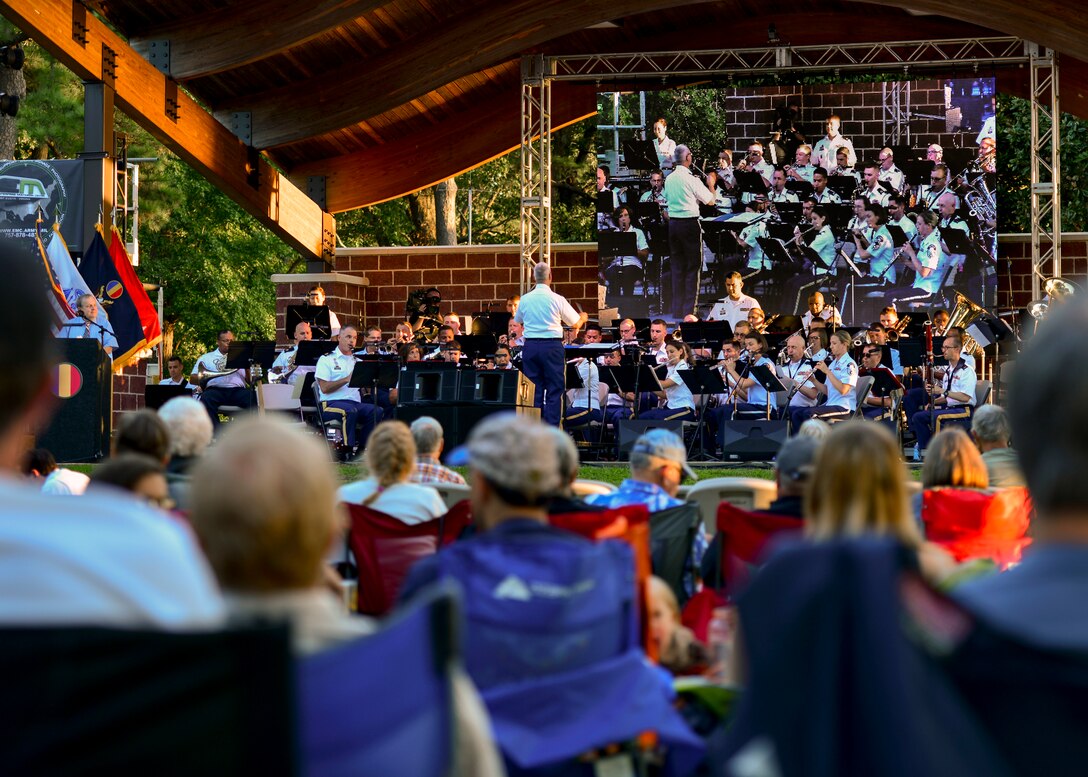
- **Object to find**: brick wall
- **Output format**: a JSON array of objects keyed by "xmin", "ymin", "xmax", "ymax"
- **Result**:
[
  {"xmin": 727, "ymin": 79, "xmax": 965, "ymax": 162},
  {"xmin": 324, "ymin": 244, "xmax": 598, "ymax": 334},
  {"xmin": 999, "ymin": 235, "xmax": 1088, "ymax": 310},
  {"xmin": 270, "ymin": 272, "xmax": 369, "ymax": 347}
]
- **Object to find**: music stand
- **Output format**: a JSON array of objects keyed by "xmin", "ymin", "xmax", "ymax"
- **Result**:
[
  {"xmin": 747, "ymin": 363, "xmax": 787, "ymax": 420},
  {"xmin": 622, "ymin": 138, "xmax": 660, "ymax": 172},
  {"xmin": 598, "ymin": 231, "xmax": 639, "ymax": 262},
  {"xmin": 597, "ymin": 191, "xmax": 616, "ymax": 216},
  {"xmin": 899, "ymin": 338, "xmax": 925, "ymax": 370},
  {"xmin": 564, "ymin": 362, "xmax": 586, "ymax": 389},
  {"xmin": 866, "ymin": 366, "xmax": 904, "ymax": 396},
  {"xmin": 349, "ymin": 358, "xmax": 400, "ymax": 418},
  {"xmin": 899, "ymin": 159, "xmax": 935, "ymax": 189},
  {"xmin": 735, "ymin": 169, "xmax": 769, "ymax": 198},
  {"xmin": 827, "ymin": 175, "xmax": 858, "ymax": 200},
  {"xmin": 677, "ymin": 320, "xmax": 732, "ymax": 348},
  {"xmin": 225, "ymin": 341, "xmax": 277, "ymax": 380},
  {"xmin": 886, "ymin": 224, "xmax": 909, "ymax": 248},
  {"xmin": 145, "ymin": 384, "xmax": 193, "ymax": 410},
  {"xmin": 772, "ymin": 202, "xmax": 803, "ymax": 224},
  {"xmin": 785, "ymin": 180, "xmax": 814, "ymax": 200},
  {"xmin": 457, "ymin": 334, "xmax": 498, "ymax": 363},
  {"xmin": 635, "ymin": 201, "xmax": 663, "ymax": 227},
  {"xmin": 287, "ymin": 305, "xmax": 333, "ymax": 340},
  {"xmin": 295, "ymin": 339, "xmax": 337, "ymax": 367},
  {"xmin": 942, "ymin": 228, "xmax": 972, "ymax": 256},
  {"xmin": 679, "ymin": 367, "xmax": 727, "ymax": 461},
  {"xmin": 759, "ymin": 237, "xmax": 798, "ymax": 272}
]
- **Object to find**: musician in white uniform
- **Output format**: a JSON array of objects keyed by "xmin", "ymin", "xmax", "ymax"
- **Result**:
[
  {"xmin": 908, "ymin": 335, "xmax": 977, "ymax": 457},
  {"xmin": 270, "ymin": 321, "xmax": 314, "ymax": 386},
  {"xmin": 789, "ymin": 330, "xmax": 857, "ymax": 431},
  {"xmin": 192, "ymin": 329, "xmax": 252, "ymax": 429},
  {"xmin": 315, "ymin": 326, "xmax": 382, "ymax": 457},
  {"xmin": 707, "ymin": 272, "xmax": 760, "ymax": 329}
]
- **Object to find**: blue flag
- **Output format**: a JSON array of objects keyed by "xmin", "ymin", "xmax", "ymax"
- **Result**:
[{"xmin": 79, "ymin": 226, "xmax": 160, "ymax": 368}]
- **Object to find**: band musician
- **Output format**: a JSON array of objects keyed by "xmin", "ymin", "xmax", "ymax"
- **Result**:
[
  {"xmin": 192, "ymin": 329, "xmax": 254, "ymax": 429},
  {"xmin": 315, "ymin": 326, "xmax": 383, "ymax": 459}
]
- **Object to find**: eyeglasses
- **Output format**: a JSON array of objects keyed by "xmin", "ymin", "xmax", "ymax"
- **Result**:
[
  {"xmin": 931, "ymin": 176, "xmax": 945, "ymax": 182},
  {"xmin": 863, "ymin": 351, "xmax": 878, "ymax": 357}
]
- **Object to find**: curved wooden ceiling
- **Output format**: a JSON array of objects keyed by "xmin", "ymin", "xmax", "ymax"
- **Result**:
[{"xmin": 5, "ymin": 0, "xmax": 1087, "ymax": 253}]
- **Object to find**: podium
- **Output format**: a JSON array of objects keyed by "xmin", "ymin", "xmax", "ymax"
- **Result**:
[{"xmin": 37, "ymin": 340, "xmax": 112, "ymax": 462}]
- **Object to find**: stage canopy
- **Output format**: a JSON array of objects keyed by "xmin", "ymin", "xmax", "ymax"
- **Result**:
[{"xmin": 3, "ymin": 0, "xmax": 1088, "ymax": 259}]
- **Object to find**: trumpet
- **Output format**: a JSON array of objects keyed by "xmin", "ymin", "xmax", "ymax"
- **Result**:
[{"xmin": 886, "ymin": 314, "xmax": 911, "ymax": 342}]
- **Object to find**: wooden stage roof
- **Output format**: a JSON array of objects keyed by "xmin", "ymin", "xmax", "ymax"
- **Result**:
[{"xmin": 2, "ymin": 0, "xmax": 1087, "ymax": 259}]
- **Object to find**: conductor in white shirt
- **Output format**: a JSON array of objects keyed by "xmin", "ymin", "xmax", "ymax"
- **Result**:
[
  {"xmin": 514, "ymin": 263, "xmax": 588, "ymax": 426},
  {"xmin": 663, "ymin": 144, "xmax": 717, "ymax": 321}
]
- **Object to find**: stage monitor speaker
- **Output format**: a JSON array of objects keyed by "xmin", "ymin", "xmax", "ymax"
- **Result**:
[
  {"xmin": 395, "ymin": 402, "xmax": 514, "ymax": 449},
  {"xmin": 36, "ymin": 340, "xmax": 111, "ymax": 463},
  {"xmin": 398, "ymin": 363, "xmax": 460, "ymax": 404},
  {"xmin": 719, "ymin": 419, "xmax": 788, "ymax": 461},
  {"xmin": 617, "ymin": 419, "xmax": 684, "ymax": 457}
]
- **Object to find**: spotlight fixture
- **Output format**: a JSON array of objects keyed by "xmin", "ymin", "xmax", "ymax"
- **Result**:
[
  {"xmin": 0, "ymin": 93, "xmax": 19, "ymax": 118},
  {"xmin": 767, "ymin": 24, "xmax": 780, "ymax": 45},
  {"xmin": 0, "ymin": 44, "xmax": 24, "ymax": 71}
]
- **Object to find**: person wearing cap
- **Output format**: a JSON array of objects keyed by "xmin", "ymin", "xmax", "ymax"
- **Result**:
[
  {"xmin": 514, "ymin": 262, "xmax": 588, "ymax": 426},
  {"xmin": 585, "ymin": 429, "xmax": 706, "ymax": 595}
]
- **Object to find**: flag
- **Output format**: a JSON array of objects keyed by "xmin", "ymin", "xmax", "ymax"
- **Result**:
[
  {"xmin": 35, "ymin": 215, "xmax": 75, "ymax": 327},
  {"xmin": 46, "ymin": 222, "xmax": 91, "ymax": 310},
  {"xmin": 79, "ymin": 225, "xmax": 162, "ymax": 369}
]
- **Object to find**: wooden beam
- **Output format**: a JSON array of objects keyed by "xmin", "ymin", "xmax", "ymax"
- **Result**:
[
  {"xmin": 130, "ymin": 0, "xmax": 386, "ymax": 80},
  {"xmin": 0, "ymin": 0, "xmax": 332, "ymax": 261},
  {"xmin": 289, "ymin": 82, "xmax": 596, "ymax": 212},
  {"xmin": 214, "ymin": 0, "xmax": 720, "ymax": 149}
]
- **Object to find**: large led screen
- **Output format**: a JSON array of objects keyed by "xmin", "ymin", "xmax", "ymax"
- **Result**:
[{"xmin": 594, "ymin": 77, "xmax": 997, "ymax": 327}]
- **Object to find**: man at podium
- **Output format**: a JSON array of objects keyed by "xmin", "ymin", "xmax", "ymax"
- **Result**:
[{"xmin": 57, "ymin": 293, "xmax": 117, "ymax": 359}]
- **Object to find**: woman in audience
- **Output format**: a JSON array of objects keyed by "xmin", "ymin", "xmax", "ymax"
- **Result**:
[
  {"xmin": 338, "ymin": 420, "xmax": 445, "ymax": 523},
  {"xmin": 189, "ymin": 417, "xmax": 374, "ymax": 653},
  {"xmin": 114, "ymin": 409, "xmax": 171, "ymax": 464},
  {"xmin": 89, "ymin": 453, "xmax": 173, "ymax": 510},
  {"xmin": 922, "ymin": 428, "xmax": 989, "ymax": 491},
  {"xmin": 158, "ymin": 396, "xmax": 214, "ymax": 510},
  {"xmin": 806, "ymin": 421, "xmax": 955, "ymax": 584}
]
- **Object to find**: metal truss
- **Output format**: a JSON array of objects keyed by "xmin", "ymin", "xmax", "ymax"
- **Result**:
[
  {"xmin": 1029, "ymin": 46, "xmax": 1061, "ymax": 299},
  {"xmin": 882, "ymin": 81, "xmax": 911, "ymax": 147},
  {"xmin": 519, "ymin": 55, "xmax": 552, "ymax": 294},
  {"xmin": 548, "ymin": 38, "xmax": 1025, "ymax": 81}
]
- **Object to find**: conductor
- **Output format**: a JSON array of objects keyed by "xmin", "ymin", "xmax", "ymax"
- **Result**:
[{"xmin": 515, "ymin": 262, "xmax": 588, "ymax": 425}]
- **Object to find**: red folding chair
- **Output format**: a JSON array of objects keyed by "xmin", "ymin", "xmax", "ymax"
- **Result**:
[
  {"xmin": 715, "ymin": 501, "xmax": 804, "ymax": 596},
  {"xmin": 549, "ymin": 504, "xmax": 656, "ymax": 661},
  {"xmin": 438, "ymin": 499, "xmax": 473, "ymax": 547},
  {"xmin": 921, "ymin": 486, "xmax": 1033, "ymax": 569},
  {"xmin": 343, "ymin": 502, "xmax": 472, "ymax": 616}
]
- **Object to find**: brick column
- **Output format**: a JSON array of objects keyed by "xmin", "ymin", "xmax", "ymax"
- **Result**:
[{"xmin": 270, "ymin": 272, "xmax": 370, "ymax": 346}]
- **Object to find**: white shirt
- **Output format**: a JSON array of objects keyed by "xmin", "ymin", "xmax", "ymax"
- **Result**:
[
  {"xmin": 514, "ymin": 283, "xmax": 581, "ymax": 339},
  {"xmin": 768, "ymin": 188, "xmax": 799, "ymax": 203},
  {"xmin": 662, "ymin": 361, "xmax": 695, "ymax": 410},
  {"xmin": 646, "ymin": 341, "xmax": 669, "ymax": 365},
  {"xmin": 944, "ymin": 361, "xmax": 978, "ymax": 407},
  {"xmin": 812, "ymin": 134, "xmax": 856, "ymax": 171},
  {"xmin": 825, "ymin": 353, "xmax": 858, "ymax": 410},
  {"xmin": 568, "ymin": 359, "xmax": 600, "ymax": 411},
  {"xmin": 0, "ymin": 476, "xmax": 224, "ymax": 628},
  {"xmin": 790, "ymin": 164, "xmax": 816, "ymax": 183},
  {"xmin": 663, "ymin": 165, "xmax": 715, "ymax": 219},
  {"xmin": 742, "ymin": 355, "xmax": 776, "ymax": 407},
  {"xmin": 337, "ymin": 480, "xmax": 446, "ymax": 525},
  {"xmin": 706, "ymin": 293, "xmax": 760, "ymax": 331},
  {"xmin": 40, "ymin": 468, "xmax": 90, "ymax": 495},
  {"xmin": 195, "ymin": 349, "xmax": 247, "ymax": 389},
  {"xmin": 654, "ymin": 136, "xmax": 677, "ymax": 169},
  {"xmin": 813, "ymin": 188, "xmax": 842, "ymax": 204},
  {"xmin": 315, "ymin": 349, "xmax": 360, "ymax": 402},
  {"xmin": 739, "ymin": 219, "xmax": 770, "ymax": 271},
  {"xmin": 271, "ymin": 346, "xmax": 315, "ymax": 386},
  {"xmin": 609, "ymin": 225, "xmax": 649, "ymax": 270},
  {"xmin": 801, "ymin": 306, "xmax": 842, "ymax": 329},
  {"xmin": 779, "ymin": 359, "xmax": 817, "ymax": 408},
  {"xmin": 159, "ymin": 377, "xmax": 198, "ymax": 390},
  {"xmin": 879, "ymin": 165, "xmax": 905, "ymax": 192},
  {"xmin": 862, "ymin": 185, "xmax": 891, "ymax": 208}
]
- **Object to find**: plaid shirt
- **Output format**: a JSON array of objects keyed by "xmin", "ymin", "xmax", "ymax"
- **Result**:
[{"xmin": 411, "ymin": 456, "xmax": 467, "ymax": 486}]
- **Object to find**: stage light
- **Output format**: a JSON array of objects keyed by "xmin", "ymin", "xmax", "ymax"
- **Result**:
[
  {"xmin": 767, "ymin": 24, "xmax": 780, "ymax": 45},
  {"xmin": 0, "ymin": 93, "xmax": 19, "ymax": 118},
  {"xmin": 0, "ymin": 45, "xmax": 24, "ymax": 71}
]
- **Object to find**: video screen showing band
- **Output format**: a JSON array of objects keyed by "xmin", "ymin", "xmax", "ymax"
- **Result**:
[{"xmin": 594, "ymin": 78, "xmax": 997, "ymax": 328}]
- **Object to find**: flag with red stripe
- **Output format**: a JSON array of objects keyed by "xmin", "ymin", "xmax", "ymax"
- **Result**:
[{"xmin": 35, "ymin": 216, "xmax": 75, "ymax": 327}]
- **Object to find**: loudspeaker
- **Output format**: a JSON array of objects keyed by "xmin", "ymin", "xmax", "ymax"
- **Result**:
[
  {"xmin": 617, "ymin": 419, "xmax": 684, "ymax": 456},
  {"xmin": 398, "ymin": 363, "xmax": 460, "ymax": 404},
  {"xmin": 719, "ymin": 419, "xmax": 788, "ymax": 461},
  {"xmin": 36, "ymin": 340, "xmax": 111, "ymax": 462},
  {"xmin": 395, "ymin": 402, "xmax": 514, "ymax": 449}
]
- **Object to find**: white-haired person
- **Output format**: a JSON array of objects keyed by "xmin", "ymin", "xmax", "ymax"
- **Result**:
[
  {"xmin": 158, "ymin": 395, "xmax": 214, "ymax": 511},
  {"xmin": 408, "ymin": 416, "xmax": 466, "ymax": 486},
  {"xmin": 971, "ymin": 404, "xmax": 1025, "ymax": 489},
  {"xmin": 188, "ymin": 416, "xmax": 374, "ymax": 654}
]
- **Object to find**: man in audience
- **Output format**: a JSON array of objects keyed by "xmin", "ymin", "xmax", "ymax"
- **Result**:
[
  {"xmin": 970, "ymin": 404, "xmax": 1025, "ymax": 489},
  {"xmin": 546, "ymin": 426, "xmax": 606, "ymax": 515},
  {"xmin": 584, "ymin": 429, "xmax": 705, "ymax": 594},
  {"xmin": 0, "ymin": 242, "xmax": 223, "ymax": 627},
  {"xmin": 23, "ymin": 448, "xmax": 89, "ymax": 495},
  {"xmin": 409, "ymin": 416, "xmax": 467, "ymax": 486},
  {"xmin": 953, "ymin": 300, "xmax": 1088, "ymax": 649}
]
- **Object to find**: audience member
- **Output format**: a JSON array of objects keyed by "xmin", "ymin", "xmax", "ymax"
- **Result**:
[
  {"xmin": 114, "ymin": 409, "xmax": 171, "ymax": 464},
  {"xmin": 89, "ymin": 453, "xmax": 173, "ymax": 510},
  {"xmin": 585, "ymin": 428, "xmax": 706, "ymax": 596},
  {"xmin": 806, "ymin": 421, "xmax": 955, "ymax": 584},
  {"xmin": 970, "ymin": 404, "xmax": 1025, "ymax": 488},
  {"xmin": 0, "ymin": 242, "xmax": 223, "ymax": 627},
  {"xmin": 953, "ymin": 299, "xmax": 1088, "ymax": 649},
  {"xmin": 545, "ymin": 425, "xmax": 606, "ymax": 514},
  {"xmin": 338, "ymin": 420, "xmax": 445, "ymax": 523},
  {"xmin": 649, "ymin": 575, "xmax": 708, "ymax": 674},
  {"xmin": 408, "ymin": 416, "xmax": 466, "ymax": 486},
  {"xmin": 796, "ymin": 417, "xmax": 832, "ymax": 442},
  {"xmin": 189, "ymin": 417, "xmax": 373, "ymax": 654},
  {"xmin": 25, "ymin": 447, "xmax": 90, "ymax": 495},
  {"xmin": 922, "ymin": 428, "xmax": 989, "ymax": 490},
  {"xmin": 158, "ymin": 396, "xmax": 214, "ymax": 510}
]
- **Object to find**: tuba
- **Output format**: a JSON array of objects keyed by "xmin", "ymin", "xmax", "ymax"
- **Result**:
[{"xmin": 945, "ymin": 291, "xmax": 986, "ymax": 359}]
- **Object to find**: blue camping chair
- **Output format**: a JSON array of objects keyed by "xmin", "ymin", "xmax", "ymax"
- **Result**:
[
  {"xmin": 297, "ymin": 582, "xmax": 461, "ymax": 777},
  {"xmin": 404, "ymin": 523, "xmax": 703, "ymax": 775}
]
